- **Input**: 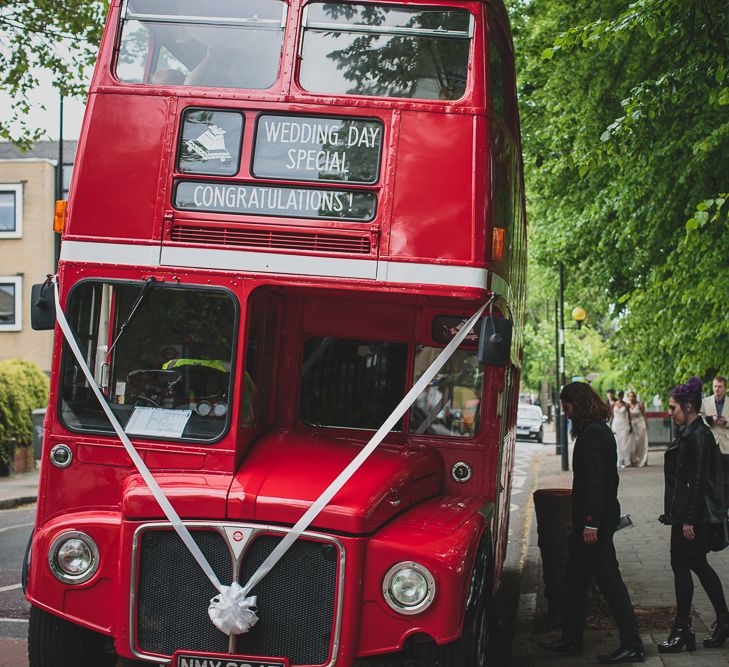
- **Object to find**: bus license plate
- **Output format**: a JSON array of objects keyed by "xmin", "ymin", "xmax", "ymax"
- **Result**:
[{"xmin": 174, "ymin": 651, "xmax": 288, "ymax": 667}]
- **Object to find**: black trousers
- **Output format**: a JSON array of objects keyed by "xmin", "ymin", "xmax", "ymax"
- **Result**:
[{"xmin": 562, "ymin": 530, "xmax": 642, "ymax": 649}]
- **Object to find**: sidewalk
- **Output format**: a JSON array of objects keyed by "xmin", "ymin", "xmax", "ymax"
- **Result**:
[
  {"xmin": 511, "ymin": 443, "xmax": 729, "ymax": 665},
  {"xmin": 0, "ymin": 469, "xmax": 39, "ymax": 510}
]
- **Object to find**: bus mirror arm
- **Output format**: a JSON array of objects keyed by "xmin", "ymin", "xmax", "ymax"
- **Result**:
[
  {"xmin": 477, "ymin": 316, "xmax": 513, "ymax": 368},
  {"xmin": 30, "ymin": 278, "xmax": 57, "ymax": 331}
]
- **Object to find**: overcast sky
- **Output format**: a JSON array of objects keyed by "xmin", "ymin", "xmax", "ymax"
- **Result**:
[{"xmin": 0, "ymin": 69, "xmax": 88, "ymax": 141}]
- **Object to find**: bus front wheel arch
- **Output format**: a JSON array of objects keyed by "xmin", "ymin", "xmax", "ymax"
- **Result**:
[
  {"xmin": 414, "ymin": 539, "xmax": 501, "ymax": 667},
  {"xmin": 28, "ymin": 605, "xmax": 117, "ymax": 667}
]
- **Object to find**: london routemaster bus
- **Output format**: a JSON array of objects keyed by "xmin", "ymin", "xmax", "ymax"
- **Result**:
[{"xmin": 26, "ymin": 0, "xmax": 526, "ymax": 665}]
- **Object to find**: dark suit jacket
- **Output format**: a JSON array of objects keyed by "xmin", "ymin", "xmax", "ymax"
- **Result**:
[{"xmin": 572, "ymin": 420, "xmax": 620, "ymax": 532}]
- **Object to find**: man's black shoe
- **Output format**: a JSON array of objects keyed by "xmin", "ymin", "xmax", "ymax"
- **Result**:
[
  {"xmin": 596, "ymin": 646, "xmax": 645, "ymax": 664},
  {"xmin": 537, "ymin": 638, "xmax": 582, "ymax": 656}
]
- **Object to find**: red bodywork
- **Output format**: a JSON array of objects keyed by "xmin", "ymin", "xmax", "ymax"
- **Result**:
[{"xmin": 27, "ymin": 0, "xmax": 527, "ymax": 664}]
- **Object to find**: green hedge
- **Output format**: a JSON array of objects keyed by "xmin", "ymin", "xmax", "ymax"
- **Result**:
[{"xmin": 0, "ymin": 359, "xmax": 49, "ymax": 467}]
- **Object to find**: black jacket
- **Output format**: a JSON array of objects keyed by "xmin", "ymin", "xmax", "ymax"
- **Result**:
[
  {"xmin": 572, "ymin": 421, "xmax": 620, "ymax": 531},
  {"xmin": 664, "ymin": 418, "xmax": 725, "ymax": 525}
]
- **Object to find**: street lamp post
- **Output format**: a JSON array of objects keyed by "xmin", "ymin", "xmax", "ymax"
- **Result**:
[
  {"xmin": 54, "ymin": 93, "xmax": 64, "ymax": 271},
  {"xmin": 556, "ymin": 262, "xmax": 587, "ymax": 472},
  {"xmin": 559, "ymin": 263, "xmax": 568, "ymax": 471},
  {"xmin": 554, "ymin": 298, "xmax": 561, "ymax": 455}
]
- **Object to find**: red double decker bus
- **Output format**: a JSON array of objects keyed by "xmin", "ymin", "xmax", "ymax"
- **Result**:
[{"xmin": 26, "ymin": 0, "xmax": 526, "ymax": 665}]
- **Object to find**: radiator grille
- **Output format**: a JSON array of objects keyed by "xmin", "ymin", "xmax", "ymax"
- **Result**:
[
  {"xmin": 135, "ymin": 528, "xmax": 339, "ymax": 665},
  {"xmin": 236, "ymin": 535, "xmax": 338, "ymax": 664},
  {"xmin": 170, "ymin": 223, "xmax": 372, "ymax": 255},
  {"xmin": 137, "ymin": 530, "xmax": 230, "ymax": 655}
]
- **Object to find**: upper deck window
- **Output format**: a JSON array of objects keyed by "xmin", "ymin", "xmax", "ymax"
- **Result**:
[
  {"xmin": 299, "ymin": 2, "xmax": 473, "ymax": 100},
  {"xmin": 116, "ymin": 0, "xmax": 287, "ymax": 89}
]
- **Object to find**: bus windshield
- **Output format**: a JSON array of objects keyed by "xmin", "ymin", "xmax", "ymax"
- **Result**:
[
  {"xmin": 299, "ymin": 2, "xmax": 473, "ymax": 100},
  {"xmin": 116, "ymin": 0, "xmax": 287, "ymax": 89},
  {"xmin": 60, "ymin": 281, "xmax": 237, "ymax": 442}
]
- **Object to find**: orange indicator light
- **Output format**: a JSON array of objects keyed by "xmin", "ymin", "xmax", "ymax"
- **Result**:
[
  {"xmin": 53, "ymin": 200, "xmax": 67, "ymax": 234},
  {"xmin": 491, "ymin": 226, "xmax": 506, "ymax": 261}
]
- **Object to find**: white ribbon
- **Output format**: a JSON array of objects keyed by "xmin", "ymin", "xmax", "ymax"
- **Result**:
[{"xmin": 53, "ymin": 274, "xmax": 491, "ymax": 635}]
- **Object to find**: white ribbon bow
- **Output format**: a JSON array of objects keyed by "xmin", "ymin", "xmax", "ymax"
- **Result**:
[{"xmin": 208, "ymin": 583, "xmax": 259, "ymax": 635}]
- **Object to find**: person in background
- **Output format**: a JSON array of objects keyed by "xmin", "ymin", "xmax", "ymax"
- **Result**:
[
  {"xmin": 607, "ymin": 388, "xmax": 617, "ymax": 421},
  {"xmin": 627, "ymin": 391, "xmax": 649, "ymax": 467},
  {"xmin": 702, "ymin": 376, "xmax": 729, "ymax": 506},
  {"xmin": 607, "ymin": 388, "xmax": 617, "ymax": 409},
  {"xmin": 659, "ymin": 376, "xmax": 728, "ymax": 653},
  {"xmin": 612, "ymin": 391, "xmax": 633, "ymax": 468},
  {"xmin": 539, "ymin": 382, "xmax": 644, "ymax": 664}
]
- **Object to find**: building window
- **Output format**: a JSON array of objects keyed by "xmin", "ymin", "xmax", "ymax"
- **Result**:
[
  {"xmin": 0, "ymin": 277, "xmax": 22, "ymax": 331},
  {"xmin": 0, "ymin": 184, "xmax": 23, "ymax": 238}
]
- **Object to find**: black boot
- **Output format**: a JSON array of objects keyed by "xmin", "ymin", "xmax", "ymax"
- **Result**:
[
  {"xmin": 704, "ymin": 612, "xmax": 729, "ymax": 648},
  {"xmin": 658, "ymin": 618, "xmax": 696, "ymax": 653}
]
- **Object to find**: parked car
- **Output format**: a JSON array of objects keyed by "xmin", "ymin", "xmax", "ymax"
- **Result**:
[{"xmin": 517, "ymin": 404, "xmax": 544, "ymax": 443}]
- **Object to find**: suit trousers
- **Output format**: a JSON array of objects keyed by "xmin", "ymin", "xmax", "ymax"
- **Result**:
[{"xmin": 562, "ymin": 530, "xmax": 642, "ymax": 649}]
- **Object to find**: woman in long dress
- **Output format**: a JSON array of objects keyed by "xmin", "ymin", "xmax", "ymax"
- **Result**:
[
  {"xmin": 627, "ymin": 391, "xmax": 648, "ymax": 466},
  {"xmin": 612, "ymin": 391, "xmax": 633, "ymax": 467}
]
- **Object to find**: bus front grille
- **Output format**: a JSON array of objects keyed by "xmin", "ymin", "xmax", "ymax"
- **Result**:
[{"xmin": 135, "ymin": 528, "xmax": 340, "ymax": 665}]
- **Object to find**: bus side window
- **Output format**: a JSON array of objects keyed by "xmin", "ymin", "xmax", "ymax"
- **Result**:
[
  {"xmin": 489, "ymin": 20, "xmax": 518, "ymax": 134},
  {"xmin": 242, "ymin": 297, "xmax": 278, "ymax": 428},
  {"xmin": 489, "ymin": 34, "xmax": 506, "ymax": 119}
]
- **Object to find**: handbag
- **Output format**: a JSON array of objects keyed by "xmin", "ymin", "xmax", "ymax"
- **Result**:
[{"xmin": 710, "ymin": 515, "xmax": 729, "ymax": 552}]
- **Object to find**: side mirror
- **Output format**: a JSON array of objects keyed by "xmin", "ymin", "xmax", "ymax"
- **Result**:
[
  {"xmin": 31, "ymin": 282, "xmax": 56, "ymax": 331},
  {"xmin": 477, "ymin": 316, "xmax": 512, "ymax": 367}
]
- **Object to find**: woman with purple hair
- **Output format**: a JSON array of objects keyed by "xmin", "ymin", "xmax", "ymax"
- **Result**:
[{"xmin": 659, "ymin": 376, "xmax": 729, "ymax": 653}]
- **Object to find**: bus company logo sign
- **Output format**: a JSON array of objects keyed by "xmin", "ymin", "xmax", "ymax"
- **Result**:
[{"xmin": 186, "ymin": 124, "xmax": 232, "ymax": 163}]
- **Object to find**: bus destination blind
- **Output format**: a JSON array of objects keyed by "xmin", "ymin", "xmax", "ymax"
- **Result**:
[
  {"xmin": 253, "ymin": 115, "xmax": 383, "ymax": 184},
  {"xmin": 174, "ymin": 181, "xmax": 376, "ymax": 222}
]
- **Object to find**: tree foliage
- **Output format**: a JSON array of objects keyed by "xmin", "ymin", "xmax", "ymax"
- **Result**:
[
  {"xmin": 0, "ymin": 359, "xmax": 49, "ymax": 468},
  {"xmin": 520, "ymin": 263, "xmax": 613, "ymax": 395},
  {"xmin": 0, "ymin": 0, "xmax": 107, "ymax": 147},
  {"xmin": 509, "ymin": 0, "xmax": 729, "ymax": 397}
]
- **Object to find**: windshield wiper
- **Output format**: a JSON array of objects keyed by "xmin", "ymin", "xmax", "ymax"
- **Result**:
[{"xmin": 107, "ymin": 278, "xmax": 155, "ymax": 356}]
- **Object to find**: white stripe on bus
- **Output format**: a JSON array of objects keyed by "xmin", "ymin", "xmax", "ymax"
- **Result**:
[{"xmin": 60, "ymin": 240, "xmax": 495, "ymax": 290}]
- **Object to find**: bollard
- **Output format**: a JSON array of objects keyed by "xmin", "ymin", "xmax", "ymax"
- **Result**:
[
  {"xmin": 533, "ymin": 488, "xmax": 572, "ymax": 620},
  {"xmin": 32, "ymin": 408, "xmax": 46, "ymax": 461}
]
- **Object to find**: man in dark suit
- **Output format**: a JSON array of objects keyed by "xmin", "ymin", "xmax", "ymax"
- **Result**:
[{"xmin": 539, "ymin": 382, "xmax": 644, "ymax": 664}]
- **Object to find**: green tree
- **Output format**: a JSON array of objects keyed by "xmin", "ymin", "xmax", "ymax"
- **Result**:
[
  {"xmin": 521, "ymin": 263, "xmax": 612, "ymax": 395},
  {"xmin": 509, "ymin": 0, "xmax": 729, "ymax": 398},
  {"xmin": 0, "ymin": 1, "xmax": 107, "ymax": 147},
  {"xmin": 0, "ymin": 359, "xmax": 49, "ymax": 470}
]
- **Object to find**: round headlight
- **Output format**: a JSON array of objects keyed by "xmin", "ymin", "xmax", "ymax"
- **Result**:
[
  {"xmin": 49, "ymin": 532, "xmax": 99, "ymax": 584},
  {"xmin": 383, "ymin": 562, "xmax": 436, "ymax": 615}
]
